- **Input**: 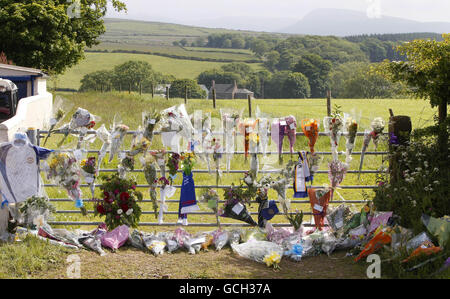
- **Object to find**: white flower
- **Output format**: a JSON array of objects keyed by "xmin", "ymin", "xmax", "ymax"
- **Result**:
[
  {"xmin": 117, "ymin": 209, "xmax": 123, "ymax": 215},
  {"xmin": 126, "ymin": 208, "xmax": 133, "ymax": 216},
  {"xmin": 416, "ymin": 167, "xmax": 422, "ymax": 172},
  {"xmin": 33, "ymin": 215, "xmax": 45, "ymax": 228},
  {"xmin": 433, "ymin": 181, "xmax": 440, "ymax": 185},
  {"xmin": 412, "ymin": 200, "xmax": 417, "ymax": 207}
]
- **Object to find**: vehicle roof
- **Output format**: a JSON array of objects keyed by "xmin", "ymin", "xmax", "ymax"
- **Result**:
[{"xmin": 0, "ymin": 78, "xmax": 18, "ymax": 92}]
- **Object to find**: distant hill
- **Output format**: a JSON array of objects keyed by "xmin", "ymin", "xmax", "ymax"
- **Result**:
[{"xmin": 280, "ymin": 8, "xmax": 450, "ymax": 36}]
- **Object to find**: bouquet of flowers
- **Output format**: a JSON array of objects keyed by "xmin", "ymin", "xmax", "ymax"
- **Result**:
[
  {"xmin": 160, "ymin": 105, "xmax": 194, "ymax": 152},
  {"xmin": 47, "ymin": 152, "xmax": 84, "ymax": 212},
  {"xmin": 141, "ymin": 154, "xmax": 159, "ymax": 219},
  {"xmin": 95, "ymin": 124, "xmax": 111, "ymax": 174},
  {"xmin": 128, "ymin": 130, "xmax": 150, "ymax": 157},
  {"xmin": 271, "ymin": 116, "xmax": 297, "ymax": 163},
  {"xmin": 220, "ymin": 186, "xmax": 257, "ymax": 226},
  {"xmin": 328, "ymin": 159, "xmax": 349, "ymax": 201},
  {"xmin": 117, "ymin": 153, "xmax": 135, "ymax": 178},
  {"xmin": 43, "ymin": 108, "xmax": 65, "ymax": 146},
  {"xmin": 238, "ymin": 118, "xmax": 259, "ymax": 161},
  {"xmin": 178, "ymin": 153, "xmax": 199, "ymax": 225},
  {"xmin": 142, "ymin": 110, "xmax": 161, "ymax": 142},
  {"xmin": 200, "ymin": 188, "xmax": 221, "ymax": 227},
  {"xmin": 157, "ymin": 177, "xmax": 176, "ymax": 224},
  {"xmin": 270, "ymin": 160, "xmax": 296, "ymax": 214},
  {"xmin": 109, "ymin": 123, "xmax": 129, "ymax": 162},
  {"xmin": 343, "ymin": 115, "xmax": 358, "ymax": 163},
  {"xmin": 167, "ymin": 153, "xmax": 181, "ymax": 184},
  {"xmin": 307, "ymin": 188, "xmax": 332, "ymax": 231},
  {"xmin": 324, "ymin": 107, "xmax": 344, "ymax": 161},
  {"xmin": 220, "ymin": 109, "xmax": 241, "ymax": 172},
  {"xmin": 209, "ymin": 137, "xmax": 223, "ymax": 185},
  {"xmin": 358, "ymin": 117, "xmax": 385, "ymax": 178},
  {"xmin": 80, "ymin": 156, "xmax": 97, "ymax": 199},
  {"xmin": 19, "ymin": 196, "xmax": 56, "ymax": 229},
  {"xmin": 301, "ymin": 119, "xmax": 319, "ymax": 153},
  {"xmin": 58, "ymin": 108, "xmax": 97, "ymax": 147},
  {"xmin": 94, "ymin": 173, "xmax": 143, "ymax": 230}
]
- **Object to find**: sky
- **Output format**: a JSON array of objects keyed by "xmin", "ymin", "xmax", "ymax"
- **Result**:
[{"xmin": 106, "ymin": 0, "xmax": 450, "ymax": 25}]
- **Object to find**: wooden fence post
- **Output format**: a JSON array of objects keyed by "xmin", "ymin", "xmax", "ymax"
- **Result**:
[
  {"xmin": 326, "ymin": 90, "xmax": 331, "ymax": 116},
  {"xmin": 139, "ymin": 82, "xmax": 142, "ymax": 96},
  {"xmin": 119, "ymin": 83, "xmax": 122, "ymax": 93},
  {"xmin": 151, "ymin": 84, "xmax": 154, "ymax": 98},
  {"xmin": 184, "ymin": 85, "xmax": 188, "ymax": 104},
  {"xmin": 388, "ymin": 109, "xmax": 412, "ymax": 183},
  {"xmin": 212, "ymin": 89, "xmax": 216, "ymax": 109},
  {"xmin": 129, "ymin": 83, "xmax": 131, "ymax": 94},
  {"xmin": 248, "ymin": 94, "xmax": 252, "ymax": 117},
  {"xmin": 166, "ymin": 86, "xmax": 169, "ymax": 100}
]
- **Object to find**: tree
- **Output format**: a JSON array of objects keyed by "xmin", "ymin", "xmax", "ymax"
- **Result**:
[
  {"xmin": 197, "ymin": 69, "xmax": 241, "ymax": 89},
  {"xmin": 79, "ymin": 70, "xmax": 115, "ymax": 92},
  {"xmin": 170, "ymin": 79, "xmax": 206, "ymax": 99},
  {"xmin": 179, "ymin": 39, "xmax": 188, "ymax": 47},
  {"xmin": 231, "ymin": 37, "xmax": 245, "ymax": 49},
  {"xmin": 282, "ymin": 72, "xmax": 311, "ymax": 99},
  {"xmin": 0, "ymin": 0, "xmax": 126, "ymax": 74},
  {"xmin": 380, "ymin": 34, "xmax": 450, "ymax": 157},
  {"xmin": 264, "ymin": 50, "xmax": 280, "ymax": 71},
  {"xmin": 292, "ymin": 54, "xmax": 332, "ymax": 98}
]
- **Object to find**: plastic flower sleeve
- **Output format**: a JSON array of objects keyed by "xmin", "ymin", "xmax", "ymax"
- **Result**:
[
  {"xmin": 343, "ymin": 113, "xmax": 359, "ymax": 163},
  {"xmin": 141, "ymin": 155, "xmax": 159, "ymax": 219},
  {"xmin": 158, "ymin": 183, "xmax": 176, "ymax": 224},
  {"xmin": 301, "ymin": 119, "xmax": 320, "ymax": 153},
  {"xmin": 328, "ymin": 159, "xmax": 349, "ymax": 201},
  {"xmin": 80, "ymin": 156, "xmax": 97, "ymax": 199},
  {"xmin": 95, "ymin": 124, "xmax": 111, "ymax": 174},
  {"xmin": 323, "ymin": 114, "xmax": 343, "ymax": 161},
  {"xmin": 142, "ymin": 110, "xmax": 161, "ymax": 142},
  {"xmin": 231, "ymin": 241, "xmax": 284, "ymax": 264},
  {"xmin": 57, "ymin": 108, "xmax": 97, "ymax": 148},
  {"xmin": 220, "ymin": 109, "xmax": 241, "ymax": 172},
  {"xmin": 108, "ymin": 120, "xmax": 129, "ymax": 163},
  {"xmin": 212, "ymin": 230, "xmax": 230, "ymax": 251}
]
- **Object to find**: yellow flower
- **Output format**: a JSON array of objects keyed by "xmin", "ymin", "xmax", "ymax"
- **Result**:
[{"xmin": 80, "ymin": 159, "xmax": 87, "ymax": 167}]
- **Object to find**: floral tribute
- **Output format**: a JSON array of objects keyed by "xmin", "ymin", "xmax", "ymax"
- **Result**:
[
  {"xmin": 301, "ymin": 119, "xmax": 319, "ymax": 153},
  {"xmin": 94, "ymin": 173, "xmax": 143, "ymax": 230}
]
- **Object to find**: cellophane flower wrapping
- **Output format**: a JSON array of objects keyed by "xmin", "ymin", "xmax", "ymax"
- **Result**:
[
  {"xmin": 212, "ymin": 230, "xmax": 230, "ymax": 250},
  {"xmin": 231, "ymin": 240, "xmax": 284, "ymax": 264},
  {"xmin": 80, "ymin": 156, "xmax": 97, "ymax": 198},
  {"xmin": 19, "ymin": 196, "xmax": 56, "ymax": 229},
  {"xmin": 100, "ymin": 224, "xmax": 129, "ymax": 251},
  {"xmin": 160, "ymin": 105, "xmax": 194, "ymax": 151},
  {"xmin": 142, "ymin": 110, "xmax": 161, "ymax": 142},
  {"xmin": 109, "ymin": 123, "xmax": 129, "ymax": 162},
  {"xmin": 58, "ymin": 107, "xmax": 97, "ymax": 147},
  {"xmin": 95, "ymin": 124, "xmax": 111, "ymax": 173},
  {"xmin": 141, "ymin": 155, "xmax": 159, "ymax": 219},
  {"xmin": 326, "ymin": 204, "xmax": 352, "ymax": 237},
  {"xmin": 324, "ymin": 115, "xmax": 343, "ymax": 161},
  {"xmin": 220, "ymin": 109, "xmax": 241, "ymax": 172},
  {"xmin": 271, "ymin": 116, "xmax": 297, "ymax": 161},
  {"xmin": 328, "ymin": 160, "xmax": 349, "ymax": 194},
  {"xmin": 47, "ymin": 152, "xmax": 83, "ymax": 207},
  {"xmin": 301, "ymin": 119, "xmax": 320, "ymax": 153},
  {"xmin": 370, "ymin": 117, "xmax": 385, "ymax": 149}
]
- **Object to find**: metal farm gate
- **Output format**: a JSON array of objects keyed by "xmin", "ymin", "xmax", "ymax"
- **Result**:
[{"xmin": 33, "ymin": 129, "xmax": 388, "ymax": 228}]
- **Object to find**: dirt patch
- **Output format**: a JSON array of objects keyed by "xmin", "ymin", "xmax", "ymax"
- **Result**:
[{"xmin": 39, "ymin": 247, "xmax": 368, "ymax": 279}]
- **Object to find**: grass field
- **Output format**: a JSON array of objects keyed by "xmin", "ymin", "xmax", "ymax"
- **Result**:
[
  {"xmin": 53, "ymin": 52, "xmax": 263, "ymax": 90},
  {"xmin": 42, "ymin": 92, "xmax": 437, "ymax": 233}
]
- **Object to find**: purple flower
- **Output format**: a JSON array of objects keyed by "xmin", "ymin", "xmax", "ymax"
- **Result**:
[{"xmin": 389, "ymin": 133, "xmax": 399, "ymax": 145}]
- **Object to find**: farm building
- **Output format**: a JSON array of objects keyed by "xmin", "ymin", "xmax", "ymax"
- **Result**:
[
  {"xmin": 209, "ymin": 80, "xmax": 254, "ymax": 99},
  {"xmin": 0, "ymin": 64, "xmax": 49, "ymax": 100}
]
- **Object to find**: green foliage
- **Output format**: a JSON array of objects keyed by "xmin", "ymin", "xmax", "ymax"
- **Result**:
[
  {"xmin": 292, "ymin": 53, "xmax": 332, "ymax": 98},
  {"xmin": 373, "ymin": 135, "xmax": 450, "ymax": 234},
  {"xmin": 281, "ymin": 72, "xmax": 310, "ymax": 99},
  {"xmin": 0, "ymin": 0, "xmax": 126, "ymax": 74}
]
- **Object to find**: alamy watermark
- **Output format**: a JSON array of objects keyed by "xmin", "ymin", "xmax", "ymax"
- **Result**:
[
  {"xmin": 366, "ymin": 0, "xmax": 382, "ymax": 19},
  {"xmin": 66, "ymin": 254, "xmax": 81, "ymax": 278},
  {"xmin": 366, "ymin": 254, "xmax": 381, "ymax": 278}
]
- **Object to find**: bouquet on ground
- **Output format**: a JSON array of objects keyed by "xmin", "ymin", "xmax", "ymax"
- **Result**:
[
  {"xmin": 142, "ymin": 110, "xmax": 161, "ymax": 142},
  {"xmin": 358, "ymin": 117, "xmax": 385, "ymax": 178},
  {"xmin": 141, "ymin": 154, "xmax": 159, "ymax": 219},
  {"xmin": 19, "ymin": 196, "xmax": 56, "ymax": 229},
  {"xmin": 47, "ymin": 152, "xmax": 85, "ymax": 213},
  {"xmin": 343, "ymin": 115, "xmax": 358, "ymax": 163},
  {"xmin": 324, "ymin": 106, "xmax": 344, "ymax": 161},
  {"xmin": 109, "ymin": 121, "xmax": 129, "ymax": 162},
  {"xmin": 94, "ymin": 173, "xmax": 143, "ymax": 230},
  {"xmin": 58, "ymin": 108, "xmax": 97, "ymax": 147},
  {"xmin": 80, "ymin": 156, "xmax": 97, "ymax": 199},
  {"xmin": 220, "ymin": 185, "xmax": 257, "ymax": 226},
  {"xmin": 44, "ymin": 108, "xmax": 65, "ymax": 146},
  {"xmin": 308, "ymin": 188, "xmax": 332, "ymax": 231},
  {"xmin": 220, "ymin": 109, "xmax": 241, "ymax": 172},
  {"xmin": 328, "ymin": 159, "xmax": 349, "ymax": 201},
  {"xmin": 178, "ymin": 153, "xmax": 199, "ymax": 225},
  {"xmin": 200, "ymin": 188, "xmax": 221, "ymax": 227},
  {"xmin": 301, "ymin": 119, "xmax": 320, "ymax": 153},
  {"xmin": 271, "ymin": 116, "xmax": 297, "ymax": 163}
]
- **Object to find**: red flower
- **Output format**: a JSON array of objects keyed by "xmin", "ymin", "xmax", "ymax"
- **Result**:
[
  {"xmin": 120, "ymin": 203, "xmax": 129, "ymax": 213},
  {"xmin": 96, "ymin": 204, "xmax": 105, "ymax": 215},
  {"xmin": 120, "ymin": 192, "xmax": 130, "ymax": 203}
]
